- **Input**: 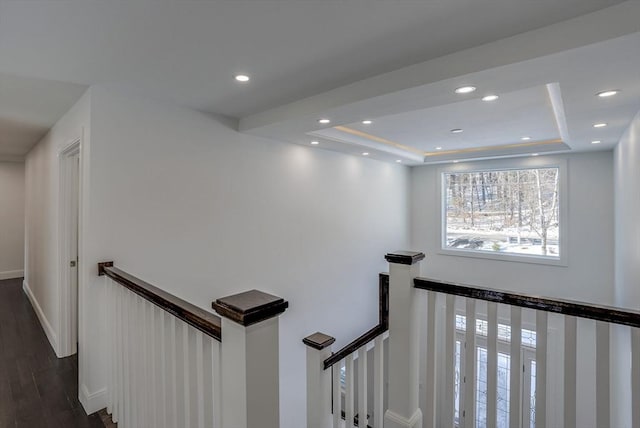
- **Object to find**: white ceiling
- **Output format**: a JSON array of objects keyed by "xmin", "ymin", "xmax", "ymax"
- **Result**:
[
  {"xmin": 0, "ymin": 73, "xmax": 87, "ymax": 158},
  {"xmin": 324, "ymin": 85, "xmax": 562, "ymax": 153},
  {"xmin": 241, "ymin": 3, "xmax": 640, "ymax": 164},
  {"xmin": 0, "ymin": 0, "xmax": 636, "ymax": 159}
]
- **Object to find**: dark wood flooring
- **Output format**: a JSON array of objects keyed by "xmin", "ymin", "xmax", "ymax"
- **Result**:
[{"xmin": 0, "ymin": 277, "xmax": 106, "ymax": 427}]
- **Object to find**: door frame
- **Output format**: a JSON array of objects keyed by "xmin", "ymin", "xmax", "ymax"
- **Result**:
[{"xmin": 58, "ymin": 137, "xmax": 82, "ymax": 357}]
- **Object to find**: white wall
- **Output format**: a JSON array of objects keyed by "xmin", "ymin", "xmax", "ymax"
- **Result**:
[
  {"xmin": 24, "ymin": 89, "xmax": 90, "ymax": 359},
  {"xmin": 411, "ymin": 152, "xmax": 614, "ymax": 303},
  {"xmin": 76, "ymin": 86, "xmax": 408, "ymax": 424},
  {"xmin": 611, "ymin": 109, "xmax": 640, "ymax": 428},
  {"xmin": 0, "ymin": 161, "xmax": 25, "ymax": 279},
  {"xmin": 614, "ymin": 110, "xmax": 640, "ymax": 309}
]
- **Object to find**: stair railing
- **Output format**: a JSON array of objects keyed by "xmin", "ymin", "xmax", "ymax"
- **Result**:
[
  {"xmin": 304, "ymin": 251, "xmax": 640, "ymax": 428},
  {"xmin": 303, "ymin": 271, "xmax": 393, "ymax": 428},
  {"xmin": 98, "ymin": 261, "xmax": 288, "ymax": 428}
]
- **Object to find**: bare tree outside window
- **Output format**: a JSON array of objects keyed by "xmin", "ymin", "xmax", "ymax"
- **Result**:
[{"xmin": 444, "ymin": 168, "xmax": 560, "ymax": 258}]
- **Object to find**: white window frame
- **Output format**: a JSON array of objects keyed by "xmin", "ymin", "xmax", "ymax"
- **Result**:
[{"xmin": 437, "ymin": 157, "xmax": 568, "ymax": 266}]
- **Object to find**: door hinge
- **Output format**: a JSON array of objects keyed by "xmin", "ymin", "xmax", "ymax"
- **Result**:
[{"xmin": 70, "ymin": 261, "xmax": 77, "ymax": 267}]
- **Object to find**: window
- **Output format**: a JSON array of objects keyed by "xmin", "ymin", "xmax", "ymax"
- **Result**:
[{"xmin": 440, "ymin": 162, "xmax": 565, "ymax": 264}]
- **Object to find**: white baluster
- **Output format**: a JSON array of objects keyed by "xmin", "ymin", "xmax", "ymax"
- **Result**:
[
  {"xmin": 106, "ymin": 280, "xmax": 114, "ymax": 417},
  {"xmin": 358, "ymin": 346, "xmax": 368, "ymax": 428},
  {"xmin": 212, "ymin": 339, "xmax": 222, "ymax": 428},
  {"xmin": 116, "ymin": 286, "xmax": 124, "ymax": 425},
  {"xmin": 107, "ymin": 280, "xmax": 113, "ymax": 415},
  {"xmin": 147, "ymin": 302, "xmax": 155, "ymax": 426},
  {"xmin": 596, "ymin": 321, "xmax": 611, "ymax": 428},
  {"xmin": 463, "ymin": 299, "xmax": 477, "ymax": 428},
  {"xmin": 424, "ymin": 291, "xmax": 437, "ymax": 428},
  {"xmin": 175, "ymin": 320, "xmax": 186, "ymax": 426},
  {"xmin": 536, "ymin": 311, "xmax": 548, "ymax": 428},
  {"xmin": 486, "ymin": 302, "xmax": 498, "ymax": 428},
  {"xmin": 345, "ymin": 354, "xmax": 355, "ymax": 427},
  {"xmin": 509, "ymin": 306, "xmax": 522, "ymax": 428},
  {"xmin": 188, "ymin": 326, "xmax": 198, "ymax": 428},
  {"xmin": 632, "ymin": 327, "xmax": 640, "ymax": 428},
  {"xmin": 202, "ymin": 333, "xmax": 214, "ymax": 428},
  {"xmin": 167, "ymin": 314, "xmax": 177, "ymax": 427},
  {"xmin": 141, "ymin": 300, "xmax": 150, "ymax": 426},
  {"xmin": 444, "ymin": 294, "xmax": 456, "ymax": 427},
  {"xmin": 564, "ymin": 316, "xmax": 577, "ymax": 428},
  {"xmin": 195, "ymin": 330, "xmax": 205, "ymax": 428},
  {"xmin": 153, "ymin": 307, "xmax": 167, "ymax": 428},
  {"xmin": 373, "ymin": 335, "xmax": 384, "ymax": 428},
  {"xmin": 333, "ymin": 360, "xmax": 343, "ymax": 428},
  {"xmin": 132, "ymin": 295, "xmax": 141, "ymax": 428},
  {"xmin": 106, "ymin": 277, "xmax": 118, "ymax": 420},
  {"xmin": 123, "ymin": 290, "xmax": 132, "ymax": 428}
]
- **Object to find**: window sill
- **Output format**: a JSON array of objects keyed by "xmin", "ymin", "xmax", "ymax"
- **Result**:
[{"xmin": 437, "ymin": 247, "xmax": 568, "ymax": 267}]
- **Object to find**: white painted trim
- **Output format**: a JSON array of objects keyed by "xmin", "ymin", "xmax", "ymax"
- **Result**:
[
  {"xmin": 79, "ymin": 384, "xmax": 108, "ymax": 415},
  {"xmin": 23, "ymin": 280, "xmax": 59, "ymax": 356},
  {"xmin": 0, "ymin": 270, "xmax": 24, "ymax": 280},
  {"xmin": 384, "ymin": 408, "xmax": 423, "ymax": 428},
  {"xmin": 58, "ymin": 137, "xmax": 81, "ymax": 358}
]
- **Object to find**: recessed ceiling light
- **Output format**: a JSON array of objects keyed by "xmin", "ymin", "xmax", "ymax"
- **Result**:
[
  {"xmin": 532, "ymin": 153, "xmax": 539, "ymax": 157},
  {"xmin": 593, "ymin": 123, "xmax": 608, "ymax": 128},
  {"xmin": 234, "ymin": 74, "xmax": 250, "ymax": 82},
  {"xmin": 455, "ymin": 86, "xmax": 477, "ymax": 94},
  {"xmin": 591, "ymin": 140, "xmax": 602, "ymax": 144},
  {"xmin": 396, "ymin": 160, "xmax": 402, "ymax": 163},
  {"xmin": 450, "ymin": 128, "xmax": 463, "ymax": 134},
  {"xmin": 521, "ymin": 136, "xmax": 531, "ymax": 141},
  {"xmin": 362, "ymin": 152, "xmax": 369, "ymax": 156},
  {"xmin": 318, "ymin": 118, "xmax": 331, "ymax": 124},
  {"xmin": 310, "ymin": 141, "xmax": 319, "ymax": 145},
  {"xmin": 597, "ymin": 90, "xmax": 619, "ymax": 98},
  {"xmin": 436, "ymin": 146, "xmax": 443, "ymax": 150},
  {"xmin": 362, "ymin": 120, "xmax": 373, "ymax": 125},
  {"xmin": 482, "ymin": 94, "xmax": 499, "ymax": 102}
]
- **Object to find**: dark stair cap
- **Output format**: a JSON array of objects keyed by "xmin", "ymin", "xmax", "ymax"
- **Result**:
[
  {"xmin": 385, "ymin": 251, "xmax": 425, "ymax": 265},
  {"xmin": 212, "ymin": 289, "xmax": 289, "ymax": 327}
]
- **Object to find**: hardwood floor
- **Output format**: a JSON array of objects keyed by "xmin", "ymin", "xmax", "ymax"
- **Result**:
[{"xmin": 0, "ymin": 277, "xmax": 107, "ymax": 427}]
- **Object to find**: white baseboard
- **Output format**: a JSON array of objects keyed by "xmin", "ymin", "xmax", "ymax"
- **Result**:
[
  {"xmin": 80, "ymin": 384, "xmax": 107, "ymax": 415},
  {"xmin": 23, "ymin": 280, "xmax": 59, "ymax": 356},
  {"xmin": 0, "ymin": 269, "xmax": 24, "ymax": 280}
]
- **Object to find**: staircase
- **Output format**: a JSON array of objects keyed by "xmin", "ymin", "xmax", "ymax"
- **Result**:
[{"xmin": 304, "ymin": 251, "xmax": 640, "ymax": 428}]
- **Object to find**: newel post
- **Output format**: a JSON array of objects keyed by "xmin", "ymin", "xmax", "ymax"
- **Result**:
[
  {"xmin": 303, "ymin": 332, "xmax": 335, "ymax": 428},
  {"xmin": 212, "ymin": 290, "xmax": 289, "ymax": 428},
  {"xmin": 384, "ymin": 251, "xmax": 425, "ymax": 428}
]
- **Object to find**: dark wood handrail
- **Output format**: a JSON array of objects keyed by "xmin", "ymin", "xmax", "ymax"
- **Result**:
[
  {"xmin": 414, "ymin": 277, "xmax": 640, "ymax": 329},
  {"xmin": 98, "ymin": 262, "xmax": 222, "ymax": 341},
  {"xmin": 323, "ymin": 273, "xmax": 389, "ymax": 370}
]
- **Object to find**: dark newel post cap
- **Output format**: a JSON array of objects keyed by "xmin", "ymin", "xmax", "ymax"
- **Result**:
[
  {"xmin": 303, "ymin": 332, "xmax": 336, "ymax": 350},
  {"xmin": 98, "ymin": 261, "xmax": 114, "ymax": 276},
  {"xmin": 212, "ymin": 289, "xmax": 289, "ymax": 327},
  {"xmin": 384, "ymin": 251, "xmax": 425, "ymax": 265}
]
